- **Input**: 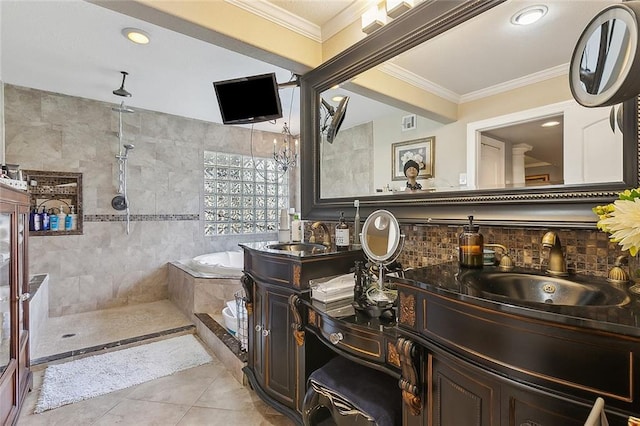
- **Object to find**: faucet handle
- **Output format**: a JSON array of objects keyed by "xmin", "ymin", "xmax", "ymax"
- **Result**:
[
  {"xmin": 497, "ymin": 253, "xmax": 514, "ymax": 271},
  {"xmin": 608, "ymin": 255, "xmax": 630, "ymax": 284}
]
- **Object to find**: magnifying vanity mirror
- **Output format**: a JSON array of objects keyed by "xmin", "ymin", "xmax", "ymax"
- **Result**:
[
  {"xmin": 357, "ymin": 210, "xmax": 404, "ymax": 317},
  {"xmin": 570, "ymin": 1, "xmax": 640, "ymax": 107},
  {"xmin": 300, "ymin": 0, "xmax": 639, "ymax": 227}
]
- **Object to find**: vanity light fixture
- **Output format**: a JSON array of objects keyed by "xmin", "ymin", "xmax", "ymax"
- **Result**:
[
  {"xmin": 510, "ymin": 5, "xmax": 548, "ymax": 26},
  {"xmin": 361, "ymin": 3, "xmax": 387, "ymax": 34},
  {"xmin": 121, "ymin": 28, "xmax": 150, "ymax": 45},
  {"xmin": 541, "ymin": 120, "xmax": 560, "ymax": 127},
  {"xmin": 386, "ymin": 0, "xmax": 413, "ymax": 19}
]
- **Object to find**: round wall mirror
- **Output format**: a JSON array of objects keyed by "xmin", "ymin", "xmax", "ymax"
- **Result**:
[
  {"xmin": 570, "ymin": 2, "xmax": 640, "ymax": 107},
  {"xmin": 360, "ymin": 209, "xmax": 402, "ymax": 264}
]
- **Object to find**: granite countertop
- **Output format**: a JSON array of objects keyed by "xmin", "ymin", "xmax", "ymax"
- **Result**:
[
  {"xmin": 239, "ymin": 241, "xmax": 362, "ymax": 258},
  {"xmin": 393, "ymin": 262, "xmax": 640, "ymax": 338}
]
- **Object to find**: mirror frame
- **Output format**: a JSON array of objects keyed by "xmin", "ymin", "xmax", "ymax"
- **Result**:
[{"xmin": 300, "ymin": 0, "xmax": 639, "ymax": 228}]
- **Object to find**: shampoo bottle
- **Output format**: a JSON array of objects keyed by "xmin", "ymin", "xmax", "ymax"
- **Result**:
[
  {"xmin": 49, "ymin": 209, "xmax": 59, "ymax": 231},
  {"xmin": 335, "ymin": 211, "xmax": 350, "ymax": 251},
  {"xmin": 40, "ymin": 207, "xmax": 49, "ymax": 231},
  {"xmin": 57, "ymin": 206, "xmax": 66, "ymax": 232},
  {"xmin": 68, "ymin": 205, "xmax": 77, "ymax": 231}
]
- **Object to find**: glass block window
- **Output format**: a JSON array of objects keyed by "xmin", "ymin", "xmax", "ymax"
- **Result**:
[{"xmin": 204, "ymin": 151, "xmax": 289, "ymax": 236}]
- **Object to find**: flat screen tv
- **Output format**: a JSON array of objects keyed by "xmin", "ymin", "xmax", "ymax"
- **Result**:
[{"xmin": 213, "ymin": 72, "xmax": 283, "ymax": 125}]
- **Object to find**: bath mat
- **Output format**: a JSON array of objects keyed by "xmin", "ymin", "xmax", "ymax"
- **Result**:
[{"xmin": 34, "ymin": 334, "xmax": 212, "ymax": 413}]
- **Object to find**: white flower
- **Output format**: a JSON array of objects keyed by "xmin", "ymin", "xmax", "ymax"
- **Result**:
[{"xmin": 598, "ymin": 198, "xmax": 640, "ymax": 256}]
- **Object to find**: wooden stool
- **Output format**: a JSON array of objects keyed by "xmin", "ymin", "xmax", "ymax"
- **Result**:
[{"xmin": 302, "ymin": 356, "xmax": 401, "ymax": 426}]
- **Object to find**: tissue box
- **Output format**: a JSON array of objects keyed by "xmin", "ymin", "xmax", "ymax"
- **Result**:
[{"xmin": 310, "ymin": 274, "xmax": 355, "ymax": 303}]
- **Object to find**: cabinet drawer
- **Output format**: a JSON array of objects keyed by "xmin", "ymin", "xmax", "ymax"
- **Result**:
[
  {"xmin": 307, "ymin": 307, "xmax": 400, "ymax": 371},
  {"xmin": 314, "ymin": 312, "xmax": 384, "ymax": 361}
]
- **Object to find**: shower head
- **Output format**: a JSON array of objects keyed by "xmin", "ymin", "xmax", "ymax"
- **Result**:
[
  {"xmin": 111, "ymin": 101, "xmax": 135, "ymax": 113},
  {"xmin": 113, "ymin": 71, "xmax": 132, "ymax": 97},
  {"xmin": 124, "ymin": 144, "xmax": 135, "ymax": 152}
]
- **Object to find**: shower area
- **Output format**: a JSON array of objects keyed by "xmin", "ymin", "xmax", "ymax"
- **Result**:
[{"xmin": 111, "ymin": 71, "xmax": 135, "ymax": 234}]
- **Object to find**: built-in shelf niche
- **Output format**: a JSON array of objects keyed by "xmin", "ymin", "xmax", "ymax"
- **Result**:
[{"xmin": 23, "ymin": 170, "xmax": 83, "ymax": 236}]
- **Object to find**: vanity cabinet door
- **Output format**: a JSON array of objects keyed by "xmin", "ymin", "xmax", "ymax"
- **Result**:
[
  {"xmin": 430, "ymin": 352, "xmax": 500, "ymax": 426},
  {"xmin": 503, "ymin": 384, "xmax": 616, "ymax": 426},
  {"xmin": 253, "ymin": 280, "xmax": 296, "ymax": 408}
]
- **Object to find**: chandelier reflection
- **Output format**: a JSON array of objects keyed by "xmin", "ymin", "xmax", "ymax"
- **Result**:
[{"xmin": 273, "ymin": 122, "xmax": 298, "ymax": 172}]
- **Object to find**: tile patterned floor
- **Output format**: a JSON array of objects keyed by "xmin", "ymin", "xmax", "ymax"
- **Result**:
[{"xmin": 18, "ymin": 301, "xmax": 295, "ymax": 425}]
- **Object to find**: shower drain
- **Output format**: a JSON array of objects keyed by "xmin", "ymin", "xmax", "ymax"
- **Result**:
[{"xmin": 61, "ymin": 333, "xmax": 76, "ymax": 338}]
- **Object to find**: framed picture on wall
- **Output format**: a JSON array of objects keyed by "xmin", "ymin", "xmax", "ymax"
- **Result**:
[{"xmin": 391, "ymin": 137, "xmax": 435, "ymax": 181}]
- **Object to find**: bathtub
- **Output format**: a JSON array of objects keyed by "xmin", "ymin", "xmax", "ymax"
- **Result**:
[
  {"xmin": 168, "ymin": 250, "xmax": 245, "ymax": 328},
  {"xmin": 188, "ymin": 250, "xmax": 244, "ymax": 278}
]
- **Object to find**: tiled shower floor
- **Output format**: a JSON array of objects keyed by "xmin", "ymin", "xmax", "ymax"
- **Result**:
[
  {"xmin": 18, "ymin": 300, "xmax": 294, "ymax": 425},
  {"xmin": 31, "ymin": 299, "xmax": 195, "ymax": 363}
]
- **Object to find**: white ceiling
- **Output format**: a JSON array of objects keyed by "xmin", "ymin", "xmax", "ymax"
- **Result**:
[{"xmin": 0, "ymin": 0, "xmax": 618, "ymax": 139}]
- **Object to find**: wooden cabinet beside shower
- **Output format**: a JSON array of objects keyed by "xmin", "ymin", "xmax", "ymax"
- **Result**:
[
  {"xmin": 0, "ymin": 182, "xmax": 32, "ymax": 425},
  {"xmin": 22, "ymin": 170, "xmax": 82, "ymax": 236}
]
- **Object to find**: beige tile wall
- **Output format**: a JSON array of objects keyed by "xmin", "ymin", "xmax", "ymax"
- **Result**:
[{"xmin": 5, "ymin": 84, "xmax": 293, "ymax": 316}]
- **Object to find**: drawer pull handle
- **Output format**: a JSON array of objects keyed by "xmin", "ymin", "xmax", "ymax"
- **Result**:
[
  {"xmin": 329, "ymin": 332, "xmax": 343, "ymax": 345},
  {"xmin": 262, "ymin": 329, "xmax": 270, "ymax": 337}
]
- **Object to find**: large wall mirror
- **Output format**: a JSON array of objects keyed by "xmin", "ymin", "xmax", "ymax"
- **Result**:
[{"xmin": 300, "ymin": 0, "xmax": 639, "ymax": 228}]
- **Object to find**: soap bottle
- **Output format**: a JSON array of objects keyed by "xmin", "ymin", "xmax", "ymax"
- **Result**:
[
  {"xmin": 57, "ymin": 206, "xmax": 66, "ymax": 232},
  {"xmin": 40, "ymin": 207, "xmax": 49, "ymax": 231},
  {"xmin": 291, "ymin": 214, "xmax": 301, "ymax": 242},
  {"xmin": 65, "ymin": 210, "xmax": 72, "ymax": 231},
  {"xmin": 68, "ymin": 205, "xmax": 77, "ymax": 231},
  {"xmin": 459, "ymin": 215, "xmax": 484, "ymax": 268},
  {"xmin": 335, "ymin": 211, "xmax": 350, "ymax": 251},
  {"xmin": 49, "ymin": 208, "xmax": 59, "ymax": 231},
  {"xmin": 29, "ymin": 208, "xmax": 37, "ymax": 232}
]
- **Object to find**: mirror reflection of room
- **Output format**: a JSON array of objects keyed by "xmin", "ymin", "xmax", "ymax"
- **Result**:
[{"xmin": 319, "ymin": 0, "xmax": 625, "ymax": 199}]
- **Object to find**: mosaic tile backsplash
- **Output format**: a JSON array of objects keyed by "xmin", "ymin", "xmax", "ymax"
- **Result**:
[{"xmin": 309, "ymin": 221, "xmax": 628, "ymax": 279}]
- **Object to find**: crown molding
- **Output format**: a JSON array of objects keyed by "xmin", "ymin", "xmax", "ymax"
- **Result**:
[
  {"xmin": 381, "ymin": 62, "xmax": 569, "ymax": 105},
  {"xmin": 380, "ymin": 62, "xmax": 461, "ymax": 103},
  {"xmin": 322, "ymin": 1, "xmax": 373, "ymax": 41},
  {"xmin": 461, "ymin": 63, "xmax": 568, "ymax": 103},
  {"xmin": 227, "ymin": 0, "xmax": 322, "ymax": 42}
]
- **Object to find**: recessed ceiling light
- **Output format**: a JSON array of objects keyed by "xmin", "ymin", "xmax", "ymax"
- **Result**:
[
  {"xmin": 541, "ymin": 120, "xmax": 560, "ymax": 127},
  {"xmin": 122, "ymin": 28, "xmax": 150, "ymax": 45},
  {"xmin": 511, "ymin": 5, "xmax": 548, "ymax": 26},
  {"xmin": 332, "ymin": 95, "xmax": 345, "ymax": 102}
]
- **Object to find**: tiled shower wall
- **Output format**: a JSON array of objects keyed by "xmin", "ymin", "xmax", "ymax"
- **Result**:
[{"xmin": 4, "ymin": 84, "xmax": 297, "ymax": 316}]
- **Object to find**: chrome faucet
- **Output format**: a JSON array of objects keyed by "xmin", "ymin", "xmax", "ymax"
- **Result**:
[
  {"xmin": 310, "ymin": 221, "xmax": 331, "ymax": 248},
  {"xmin": 541, "ymin": 231, "xmax": 568, "ymax": 276}
]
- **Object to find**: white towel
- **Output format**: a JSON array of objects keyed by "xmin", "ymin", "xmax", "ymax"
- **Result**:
[{"xmin": 584, "ymin": 397, "xmax": 608, "ymax": 426}]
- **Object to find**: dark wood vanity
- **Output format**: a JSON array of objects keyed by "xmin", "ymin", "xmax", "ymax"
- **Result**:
[
  {"xmin": 241, "ymin": 240, "xmax": 640, "ymax": 425},
  {"xmin": 239, "ymin": 242, "xmax": 365, "ymax": 418},
  {"xmin": 394, "ymin": 264, "xmax": 640, "ymax": 425}
]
